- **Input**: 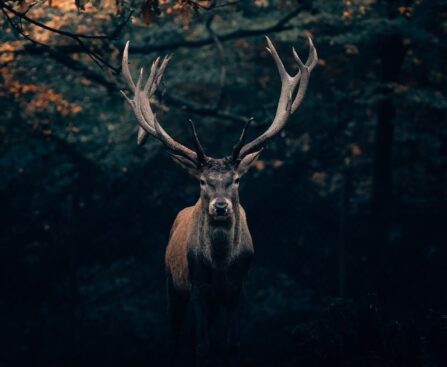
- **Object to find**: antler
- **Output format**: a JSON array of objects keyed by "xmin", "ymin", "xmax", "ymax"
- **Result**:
[
  {"xmin": 121, "ymin": 41, "xmax": 207, "ymax": 165},
  {"xmin": 231, "ymin": 117, "xmax": 254, "ymax": 162},
  {"xmin": 234, "ymin": 36, "xmax": 318, "ymax": 160}
]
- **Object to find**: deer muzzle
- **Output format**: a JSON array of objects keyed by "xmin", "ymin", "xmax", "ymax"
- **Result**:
[{"xmin": 209, "ymin": 198, "xmax": 232, "ymax": 219}]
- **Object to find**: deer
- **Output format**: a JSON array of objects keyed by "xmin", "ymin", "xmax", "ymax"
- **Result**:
[{"xmin": 120, "ymin": 36, "xmax": 317, "ymax": 367}]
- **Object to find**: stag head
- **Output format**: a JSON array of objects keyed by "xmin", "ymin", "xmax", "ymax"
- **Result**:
[{"xmin": 121, "ymin": 37, "xmax": 317, "ymax": 219}]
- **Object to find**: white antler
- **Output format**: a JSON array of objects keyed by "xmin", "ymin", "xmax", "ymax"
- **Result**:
[
  {"xmin": 121, "ymin": 41, "xmax": 206, "ymax": 165},
  {"xmin": 235, "ymin": 36, "xmax": 318, "ymax": 159}
]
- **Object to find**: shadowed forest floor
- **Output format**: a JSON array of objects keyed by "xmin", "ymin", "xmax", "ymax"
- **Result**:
[{"xmin": 2, "ymin": 249, "xmax": 446, "ymax": 367}]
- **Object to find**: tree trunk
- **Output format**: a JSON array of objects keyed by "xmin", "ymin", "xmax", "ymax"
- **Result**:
[
  {"xmin": 369, "ymin": 33, "xmax": 406, "ymax": 293},
  {"xmin": 339, "ymin": 157, "xmax": 351, "ymax": 298}
]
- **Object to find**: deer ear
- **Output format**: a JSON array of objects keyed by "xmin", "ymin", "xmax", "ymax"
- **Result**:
[
  {"xmin": 170, "ymin": 154, "xmax": 201, "ymax": 177},
  {"xmin": 236, "ymin": 150, "xmax": 262, "ymax": 176}
]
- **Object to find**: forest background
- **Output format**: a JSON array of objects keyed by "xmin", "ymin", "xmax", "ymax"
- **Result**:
[{"xmin": 0, "ymin": 0, "xmax": 446, "ymax": 366}]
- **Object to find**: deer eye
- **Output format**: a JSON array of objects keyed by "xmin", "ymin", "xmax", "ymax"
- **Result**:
[
  {"xmin": 234, "ymin": 178, "xmax": 240, "ymax": 184},
  {"xmin": 200, "ymin": 179, "xmax": 206, "ymax": 186}
]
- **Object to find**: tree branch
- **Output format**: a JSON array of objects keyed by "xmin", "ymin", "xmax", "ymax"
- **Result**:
[
  {"xmin": 16, "ymin": 5, "xmax": 310, "ymax": 58},
  {"xmin": 162, "ymin": 93, "xmax": 248, "ymax": 123},
  {"xmin": 37, "ymin": 49, "xmax": 250, "ymax": 123},
  {"xmin": 125, "ymin": 5, "xmax": 310, "ymax": 54},
  {"xmin": 0, "ymin": 1, "xmax": 133, "ymax": 72},
  {"xmin": 0, "ymin": 1, "xmax": 112, "ymax": 39},
  {"xmin": 4, "ymin": 5, "xmax": 310, "ymax": 124}
]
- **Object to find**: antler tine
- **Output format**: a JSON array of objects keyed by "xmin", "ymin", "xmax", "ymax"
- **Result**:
[
  {"xmin": 122, "ymin": 41, "xmax": 135, "ymax": 92},
  {"xmin": 232, "ymin": 117, "xmax": 254, "ymax": 162},
  {"xmin": 136, "ymin": 55, "xmax": 173, "ymax": 145},
  {"xmin": 143, "ymin": 56, "xmax": 160, "ymax": 95},
  {"xmin": 306, "ymin": 37, "xmax": 318, "ymax": 71},
  {"xmin": 152, "ymin": 55, "xmax": 171, "ymax": 96},
  {"xmin": 136, "ymin": 57, "xmax": 160, "ymax": 145},
  {"xmin": 236, "ymin": 36, "xmax": 318, "ymax": 159},
  {"xmin": 290, "ymin": 37, "xmax": 318, "ymax": 113},
  {"xmin": 152, "ymin": 115, "xmax": 199, "ymax": 164},
  {"xmin": 125, "ymin": 67, "xmax": 157, "ymax": 136},
  {"xmin": 265, "ymin": 36, "xmax": 289, "ymax": 82},
  {"xmin": 137, "ymin": 57, "xmax": 162, "ymax": 139},
  {"xmin": 122, "ymin": 43, "xmax": 156, "ymax": 143},
  {"xmin": 188, "ymin": 119, "xmax": 207, "ymax": 165},
  {"xmin": 121, "ymin": 41, "xmax": 199, "ymax": 163}
]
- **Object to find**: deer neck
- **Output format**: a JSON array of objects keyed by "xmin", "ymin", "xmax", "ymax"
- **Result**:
[{"xmin": 196, "ymin": 198, "xmax": 242, "ymax": 268}]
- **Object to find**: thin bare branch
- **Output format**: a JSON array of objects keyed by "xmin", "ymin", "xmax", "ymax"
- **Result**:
[
  {"xmin": 0, "ymin": 1, "xmax": 112, "ymax": 39},
  {"xmin": 129, "ymin": 5, "xmax": 311, "ymax": 55},
  {"xmin": 11, "ymin": 5, "xmax": 311, "ymax": 76},
  {"xmin": 0, "ymin": 1, "xmax": 132, "ymax": 72}
]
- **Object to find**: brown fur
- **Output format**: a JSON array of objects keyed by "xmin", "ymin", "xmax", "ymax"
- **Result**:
[
  {"xmin": 163, "ymin": 160, "xmax": 257, "ymax": 367},
  {"xmin": 165, "ymin": 205, "xmax": 195, "ymax": 293},
  {"xmin": 165, "ymin": 200, "xmax": 253, "ymax": 294}
]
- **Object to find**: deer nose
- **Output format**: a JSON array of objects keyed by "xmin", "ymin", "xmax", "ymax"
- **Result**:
[{"xmin": 214, "ymin": 200, "xmax": 228, "ymax": 214}]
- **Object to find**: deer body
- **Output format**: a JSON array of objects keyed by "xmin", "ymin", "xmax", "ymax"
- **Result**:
[
  {"xmin": 166, "ymin": 199, "xmax": 253, "ymax": 295},
  {"xmin": 121, "ymin": 36, "xmax": 317, "ymax": 366},
  {"xmin": 165, "ymin": 161, "xmax": 255, "ymax": 365}
]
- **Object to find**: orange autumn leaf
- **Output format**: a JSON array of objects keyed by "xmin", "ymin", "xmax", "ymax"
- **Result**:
[{"xmin": 0, "ymin": 68, "xmax": 82, "ymax": 117}]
